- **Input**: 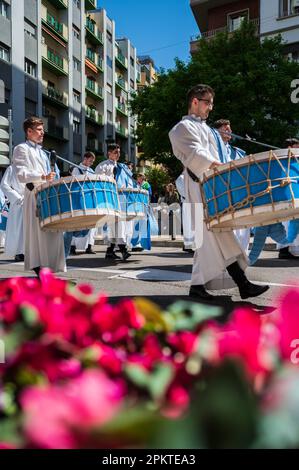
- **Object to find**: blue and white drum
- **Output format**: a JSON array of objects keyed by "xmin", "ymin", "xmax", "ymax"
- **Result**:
[
  {"xmin": 35, "ymin": 175, "xmax": 121, "ymax": 231},
  {"xmin": 118, "ymin": 188, "xmax": 150, "ymax": 221},
  {"xmin": 0, "ymin": 209, "xmax": 8, "ymax": 231},
  {"xmin": 201, "ymin": 149, "xmax": 299, "ymax": 231}
]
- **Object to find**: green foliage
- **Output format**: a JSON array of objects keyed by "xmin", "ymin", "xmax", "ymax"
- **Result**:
[
  {"xmin": 145, "ymin": 165, "xmax": 171, "ymax": 195},
  {"xmin": 131, "ymin": 21, "xmax": 299, "ymax": 165}
]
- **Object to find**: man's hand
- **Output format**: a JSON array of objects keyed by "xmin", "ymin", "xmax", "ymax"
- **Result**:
[
  {"xmin": 43, "ymin": 172, "xmax": 56, "ymax": 182},
  {"xmin": 209, "ymin": 161, "xmax": 221, "ymax": 170}
]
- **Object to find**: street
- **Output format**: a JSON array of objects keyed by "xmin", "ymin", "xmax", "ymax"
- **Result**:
[{"xmin": 1, "ymin": 244, "xmax": 297, "ymax": 317}]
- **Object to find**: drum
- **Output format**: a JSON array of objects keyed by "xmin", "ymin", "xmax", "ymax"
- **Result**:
[
  {"xmin": 118, "ymin": 188, "xmax": 149, "ymax": 220},
  {"xmin": 201, "ymin": 148, "xmax": 299, "ymax": 231},
  {"xmin": 35, "ymin": 175, "xmax": 121, "ymax": 231},
  {"xmin": 0, "ymin": 210, "xmax": 8, "ymax": 231}
]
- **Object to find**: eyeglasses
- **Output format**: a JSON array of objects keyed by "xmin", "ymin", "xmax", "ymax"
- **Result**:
[{"xmin": 198, "ymin": 99, "xmax": 214, "ymax": 108}]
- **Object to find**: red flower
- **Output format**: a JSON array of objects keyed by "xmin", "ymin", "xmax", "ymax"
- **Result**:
[{"xmin": 278, "ymin": 288, "xmax": 299, "ymax": 363}]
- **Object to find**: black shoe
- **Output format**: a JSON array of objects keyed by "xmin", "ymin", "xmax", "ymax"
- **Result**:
[
  {"xmin": 15, "ymin": 254, "xmax": 24, "ymax": 262},
  {"xmin": 238, "ymin": 282, "xmax": 269, "ymax": 300},
  {"xmin": 278, "ymin": 248, "xmax": 299, "ymax": 259},
  {"xmin": 131, "ymin": 247, "xmax": 144, "ymax": 252},
  {"xmin": 33, "ymin": 267, "xmax": 41, "ymax": 278},
  {"xmin": 85, "ymin": 245, "xmax": 96, "ymax": 255},
  {"xmin": 70, "ymin": 246, "xmax": 76, "ymax": 255},
  {"xmin": 105, "ymin": 252, "xmax": 121, "ymax": 260},
  {"xmin": 121, "ymin": 250, "xmax": 131, "ymax": 261},
  {"xmin": 183, "ymin": 247, "xmax": 194, "ymax": 254},
  {"xmin": 189, "ymin": 285, "xmax": 215, "ymax": 300}
]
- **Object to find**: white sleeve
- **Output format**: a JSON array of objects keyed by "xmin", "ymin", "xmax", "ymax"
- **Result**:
[
  {"xmin": 0, "ymin": 167, "xmax": 23, "ymax": 204},
  {"xmin": 72, "ymin": 167, "xmax": 80, "ymax": 176},
  {"xmin": 169, "ymin": 122, "xmax": 216, "ymax": 176},
  {"xmin": 13, "ymin": 144, "xmax": 43, "ymax": 184}
]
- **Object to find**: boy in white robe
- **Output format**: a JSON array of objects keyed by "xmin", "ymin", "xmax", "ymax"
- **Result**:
[
  {"xmin": 13, "ymin": 116, "xmax": 66, "ymax": 276},
  {"xmin": 0, "ymin": 165, "xmax": 25, "ymax": 261},
  {"xmin": 169, "ymin": 84, "xmax": 269, "ymax": 301}
]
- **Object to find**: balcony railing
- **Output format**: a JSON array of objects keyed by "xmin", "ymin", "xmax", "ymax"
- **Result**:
[
  {"xmin": 41, "ymin": 5, "xmax": 68, "ymax": 42},
  {"xmin": 42, "ymin": 85, "xmax": 68, "ymax": 107},
  {"xmin": 42, "ymin": 44, "xmax": 68, "ymax": 76},
  {"xmin": 115, "ymin": 74, "xmax": 127, "ymax": 91},
  {"xmin": 85, "ymin": 0, "xmax": 96, "ymax": 11},
  {"xmin": 85, "ymin": 106, "xmax": 103, "ymax": 125},
  {"xmin": 279, "ymin": 7, "xmax": 299, "ymax": 19},
  {"xmin": 85, "ymin": 17, "xmax": 103, "ymax": 45},
  {"xmin": 115, "ymin": 123, "xmax": 128, "ymax": 137},
  {"xmin": 86, "ymin": 80, "xmax": 103, "ymax": 99},
  {"xmin": 115, "ymin": 50, "xmax": 128, "ymax": 68},
  {"xmin": 43, "ymin": 118, "xmax": 69, "ymax": 141},
  {"xmin": 47, "ymin": 0, "xmax": 68, "ymax": 9},
  {"xmin": 116, "ymin": 102, "xmax": 128, "ymax": 115},
  {"xmin": 194, "ymin": 18, "xmax": 259, "ymax": 40},
  {"xmin": 86, "ymin": 48, "xmax": 96, "ymax": 63}
]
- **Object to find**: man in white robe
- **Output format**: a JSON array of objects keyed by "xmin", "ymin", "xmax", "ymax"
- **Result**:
[
  {"xmin": 70, "ymin": 152, "xmax": 97, "ymax": 255},
  {"xmin": 95, "ymin": 143, "xmax": 131, "ymax": 261},
  {"xmin": 13, "ymin": 116, "xmax": 66, "ymax": 275},
  {"xmin": 169, "ymin": 84, "xmax": 269, "ymax": 301},
  {"xmin": 0, "ymin": 165, "xmax": 25, "ymax": 261}
]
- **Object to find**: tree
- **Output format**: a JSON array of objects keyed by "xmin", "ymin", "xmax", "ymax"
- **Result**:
[{"xmin": 131, "ymin": 22, "xmax": 299, "ymax": 167}]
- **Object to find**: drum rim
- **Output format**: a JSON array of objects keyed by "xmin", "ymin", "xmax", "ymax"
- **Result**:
[
  {"xmin": 40, "ymin": 208, "xmax": 121, "ymax": 228},
  {"xmin": 203, "ymin": 148, "xmax": 299, "ymax": 180},
  {"xmin": 118, "ymin": 187, "xmax": 149, "ymax": 196},
  {"xmin": 35, "ymin": 174, "xmax": 116, "ymax": 192}
]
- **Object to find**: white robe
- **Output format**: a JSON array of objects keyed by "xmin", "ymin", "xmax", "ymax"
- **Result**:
[
  {"xmin": 95, "ymin": 159, "xmax": 126, "ymax": 245},
  {"xmin": 0, "ymin": 165, "xmax": 25, "ymax": 257},
  {"xmin": 175, "ymin": 173, "xmax": 195, "ymax": 249},
  {"xmin": 169, "ymin": 115, "xmax": 247, "ymax": 286},
  {"xmin": 71, "ymin": 164, "xmax": 96, "ymax": 250},
  {"xmin": 12, "ymin": 141, "xmax": 66, "ymax": 272}
]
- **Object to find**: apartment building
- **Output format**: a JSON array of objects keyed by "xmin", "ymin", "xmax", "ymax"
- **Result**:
[
  {"xmin": 137, "ymin": 55, "xmax": 157, "ymax": 91},
  {"xmin": 260, "ymin": 0, "xmax": 299, "ymax": 62},
  {"xmin": 190, "ymin": 0, "xmax": 260, "ymax": 53},
  {"xmin": 0, "ymin": 0, "xmax": 139, "ymax": 165}
]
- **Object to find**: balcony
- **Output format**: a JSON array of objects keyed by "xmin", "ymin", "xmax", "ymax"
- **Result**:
[
  {"xmin": 42, "ymin": 84, "xmax": 68, "ymax": 108},
  {"xmin": 85, "ymin": 0, "xmax": 96, "ymax": 10},
  {"xmin": 85, "ymin": 106, "xmax": 103, "ymax": 126},
  {"xmin": 41, "ymin": 5, "xmax": 68, "ymax": 43},
  {"xmin": 86, "ymin": 139, "xmax": 101, "ymax": 152},
  {"xmin": 136, "ymin": 71, "xmax": 141, "ymax": 83},
  {"xmin": 86, "ymin": 80, "xmax": 103, "ymax": 100},
  {"xmin": 116, "ymin": 102, "xmax": 128, "ymax": 116},
  {"xmin": 115, "ymin": 74, "xmax": 127, "ymax": 92},
  {"xmin": 47, "ymin": 0, "xmax": 68, "ymax": 9},
  {"xmin": 42, "ymin": 44, "xmax": 68, "ymax": 76},
  {"xmin": 202, "ymin": 18, "xmax": 260, "ymax": 39},
  {"xmin": 115, "ymin": 122, "xmax": 128, "ymax": 138},
  {"xmin": 115, "ymin": 50, "xmax": 128, "ymax": 69},
  {"xmin": 85, "ymin": 17, "xmax": 103, "ymax": 45},
  {"xmin": 43, "ymin": 118, "xmax": 69, "ymax": 141}
]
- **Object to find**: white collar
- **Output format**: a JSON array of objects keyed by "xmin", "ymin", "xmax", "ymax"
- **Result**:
[{"xmin": 183, "ymin": 114, "xmax": 206, "ymax": 123}]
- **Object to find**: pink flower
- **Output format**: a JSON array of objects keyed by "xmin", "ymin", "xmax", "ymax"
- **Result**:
[
  {"xmin": 167, "ymin": 332, "xmax": 198, "ymax": 356},
  {"xmin": 21, "ymin": 369, "xmax": 125, "ymax": 449},
  {"xmin": 278, "ymin": 288, "xmax": 299, "ymax": 363}
]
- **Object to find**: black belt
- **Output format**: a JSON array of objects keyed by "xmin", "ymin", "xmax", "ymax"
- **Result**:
[
  {"xmin": 26, "ymin": 183, "xmax": 34, "ymax": 191},
  {"xmin": 187, "ymin": 168, "xmax": 200, "ymax": 183}
]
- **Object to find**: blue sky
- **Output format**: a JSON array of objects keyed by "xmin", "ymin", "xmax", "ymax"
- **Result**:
[{"xmin": 97, "ymin": 0, "xmax": 199, "ymax": 70}]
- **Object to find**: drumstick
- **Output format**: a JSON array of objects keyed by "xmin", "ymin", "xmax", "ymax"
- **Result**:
[
  {"xmin": 49, "ymin": 149, "xmax": 57, "ymax": 172},
  {"xmin": 217, "ymin": 130, "xmax": 279, "ymax": 150},
  {"xmin": 43, "ymin": 149, "xmax": 95, "ymax": 175}
]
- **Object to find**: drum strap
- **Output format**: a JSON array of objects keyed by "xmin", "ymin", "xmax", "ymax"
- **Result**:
[{"xmin": 187, "ymin": 168, "xmax": 200, "ymax": 183}]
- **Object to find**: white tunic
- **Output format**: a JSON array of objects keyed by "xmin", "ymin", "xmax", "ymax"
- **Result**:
[
  {"xmin": 169, "ymin": 115, "xmax": 247, "ymax": 286},
  {"xmin": 13, "ymin": 141, "xmax": 66, "ymax": 272},
  {"xmin": 71, "ymin": 163, "xmax": 96, "ymax": 249},
  {"xmin": 0, "ymin": 165, "xmax": 25, "ymax": 257},
  {"xmin": 175, "ymin": 173, "xmax": 195, "ymax": 249}
]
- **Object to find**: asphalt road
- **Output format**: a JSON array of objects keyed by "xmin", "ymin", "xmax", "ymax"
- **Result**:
[{"xmin": 1, "ymin": 245, "xmax": 298, "ymax": 317}]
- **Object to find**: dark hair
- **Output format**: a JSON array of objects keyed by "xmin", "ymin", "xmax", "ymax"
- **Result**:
[
  {"xmin": 214, "ymin": 119, "xmax": 230, "ymax": 129},
  {"xmin": 137, "ymin": 173, "xmax": 144, "ymax": 179},
  {"xmin": 285, "ymin": 138, "xmax": 299, "ymax": 147},
  {"xmin": 23, "ymin": 116, "xmax": 44, "ymax": 135},
  {"xmin": 107, "ymin": 143, "xmax": 120, "ymax": 153},
  {"xmin": 83, "ymin": 151, "xmax": 95, "ymax": 159},
  {"xmin": 187, "ymin": 84, "xmax": 215, "ymax": 109}
]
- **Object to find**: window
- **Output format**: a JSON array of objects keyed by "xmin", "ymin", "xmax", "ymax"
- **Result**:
[
  {"xmin": 228, "ymin": 10, "xmax": 248, "ymax": 32},
  {"xmin": 130, "ymin": 78, "xmax": 135, "ymax": 89},
  {"xmin": 106, "ymin": 56, "xmax": 112, "ymax": 68},
  {"xmin": 25, "ymin": 98, "xmax": 37, "ymax": 118},
  {"xmin": 107, "ymin": 110, "xmax": 113, "ymax": 123},
  {"xmin": 130, "ymin": 57, "xmax": 134, "ymax": 67},
  {"xmin": 0, "ymin": 43, "xmax": 10, "ymax": 62},
  {"xmin": 279, "ymin": 0, "xmax": 299, "ymax": 17},
  {"xmin": 73, "ymin": 56, "xmax": 81, "ymax": 71},
  {"xmin": 24, "ymin": 19, "xmax": 36, "ymax": 38},
  {"xmin": 0, "ymin": 0, "xmax": 8, "ymax": 19},
  {"xmin": 73, "ymin": 24, "xmax": 80, "ymax": 40},
  {"xmin": 73, "ymin": 0, "xmax": 80, "ymax": 8},
  {"xmin": 73, "ymin": 89, "xmax": 81, "ymax": 103},
  {"xmin": 73, "ymin": 119, "xmax": 80, "ymax": 134},
  {"xmin": 24, "ymin": 58, "xmax": 36, "ymax": 77},
  {"xmin": 106, "ymin": 83, "xmax": 112, "ymax": 94},
  {"xmin": 106, "ymin": 30, "xmax": 112, "ymax": 43}
]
